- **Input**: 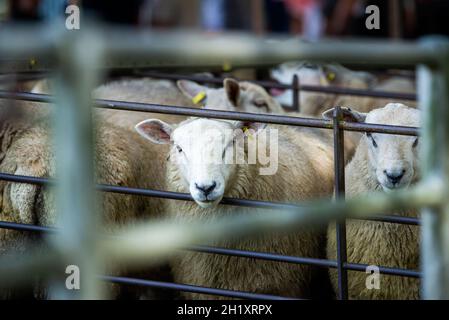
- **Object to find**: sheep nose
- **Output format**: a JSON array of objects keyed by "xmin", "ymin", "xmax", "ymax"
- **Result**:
[
  {"xmin": 384, "ymin": 169, "xmax": 405, "ymax": 185},
  {"xmin": 195, "ymin": 182, "xmax": 217, "ymax": 196}
]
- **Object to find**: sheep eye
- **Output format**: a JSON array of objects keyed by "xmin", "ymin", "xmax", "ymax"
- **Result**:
[
  {"xmin": 176, "ymin": 145, "xmax": 183, "ymax": 153},
  {"xmin": 366, "ymin": 133, "xmax": 377, "ymax": 148},
  {"xmin": 253, "ymin": 100, "xmax": 268, "ymax": 109},
  {"xmin": 413, "ymin": 138, "xmax": 419, "ymax": 148}
]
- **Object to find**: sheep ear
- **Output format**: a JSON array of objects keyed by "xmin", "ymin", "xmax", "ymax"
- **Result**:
[
  {"xmin": 322, "ymin": 107, "xmax": 367, "ymax": 123},
  {"xmin": 135, "ymin": 119, "xmax": 173, "ymax": 144},
  {"xmin": 177, "ymin": 80, "xmax": 207, "ymax": 100},
  {"xmin": 224, "ymin": 78, "xmax": 240, "ymax": 107}
]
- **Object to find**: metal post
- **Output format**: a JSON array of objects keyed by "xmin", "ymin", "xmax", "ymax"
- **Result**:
[
  {"xmin": 292, "ymin": 74, "xmax": 300, "ymax": 112},
  {"xmin": 418, "ymin": 38, "xmax": 449, "ymax": 299},
  {"xmin": 333, "ymin": 106, "xmax": 348, "ymax": 299},
  {"xmin": 50, "ymin": 31, "xmax": 105, "ymax": 299}
]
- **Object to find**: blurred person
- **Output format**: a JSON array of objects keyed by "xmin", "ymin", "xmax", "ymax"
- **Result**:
[
  {"xmin": 264, "ymin": 0, "xmax": 290, "ymax": 33},
  {"xmin": 223, "ymin": 0, "xmax": 252, "ymax": 31},
  {"xmin": 8, "ymin": 0, "xmax": 41, "ymax": 21},
  {"xmin": 284, "ymin": 0, "xmax": 324, "ymax": 40},
  {"xmin": 413, "ymin": 0, "xmax": 449, "ymax": 37},
  {"xmin": 201, "ymin": 0, "xmax": 225, "ymax": 32},
  {"xmin": 82, "ymin": 0, "xmax": 145, "ymax": 25},
  {"xmin": 38, "ymin": 0, "xmax": 76, "ymax": 21},
  {"xmin": 325, "ymin": 0, "xmax": 389, "ymax": 37}
]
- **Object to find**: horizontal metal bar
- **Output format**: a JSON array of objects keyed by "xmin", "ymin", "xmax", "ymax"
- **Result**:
[
  {"xmin": 138, "ymin": 71, "xmax": 417, "ymax": 101},
  {"xmin": 0, "ymin": 72, "xmax": 48, "ymax": 84},
  {"xmin": 0, "ymin": 221, "xmax": 57, "ymax": 233},
  {"xmin": 189, "ymin": 245, "xmax": 337, "ymax": 268},
  {"xmin": 1, "ymin": 27, "xmax": 441, "ymax": 68},
  {"xmin": 0, "ymin": 172, "xmax": 421, "ymax": 225},
  {"xmin": 100, "ymin": 275, "xmax": 296, "ymax": 300},
  {"xmin": 189, "ymin": 246, "xmax": 420, "ymax": 278},
  {"xmin": 0, "ymin": 220, "xmax": 421, "ymax": 278},
  {"xmin": 0, "ymin": 91, "xmax": 419, "ymax": 136},
  {"xmin": 344, "ymin": 263, "xmax": 420, "ymax": 278}
]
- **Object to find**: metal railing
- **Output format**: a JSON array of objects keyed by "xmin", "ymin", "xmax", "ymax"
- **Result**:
[{"xmin": 0, "ymin": 26, "xmax": 448, "ymax": 300}]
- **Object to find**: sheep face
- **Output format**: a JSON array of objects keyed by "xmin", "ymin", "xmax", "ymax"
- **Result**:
[
  {"xmin": 177, "ymin": 78, "xmax": 283, "ymax": 114},
  {"xmin": 270, "ymin": 62, "xmax": 375, "ymax": 112},
  {"xmin": 136, "ymin": 117, "xmax": 266, "ymax": 208},
  {"xmin": 323, "ymin": 103, "xmax": 420, "ymax": 192},
  {"xmin": 365, "ymin": 105, "xmax": 420, "ymax": 191},
  {"xmin": 270, "ymin": 62, "xmax": 329, "ymax": 108}
]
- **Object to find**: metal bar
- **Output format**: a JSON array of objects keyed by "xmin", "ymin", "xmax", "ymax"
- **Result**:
[
  {"xmin": 0, "ymin": 28, "xmax": 439, "ymax": 68},
  {"xmin": 292, "ymin": 74, "xmax": 300, "ymax": 111},
  {"xmin": 0, "ymin": 221, "xmax": 421, "ymax": 278},
  {"xmin": 0, "ymin": 172, "xmax": 421, "ymax": 225},
  {"xmin": 49, "ymin": 32, "xmax": 104, "ymax": 299},
  {"xmin": 100, "ymin": 275, "xmax": 296, "ymax": 300},
  {"xmin": 418, "ymin": 39, "xmax": 449, "ymax": 299},
  {"xmin": 333, "ymin": 106, "xmax": 349, "ymax": 300},
  {"xmin": 138, "ymin": 70, "xmax": 417, "ymax": 101},
  {"xmin": 344, "ymin": 263, "xmax": 420, "ymax": 278},
  {"xmin": 0, "ymin": 91, "xmax": 420, "ymax": 136}
]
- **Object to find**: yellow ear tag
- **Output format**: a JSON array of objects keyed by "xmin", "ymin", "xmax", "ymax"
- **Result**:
[
  {"xmin": 327, "ymin": 72, "xmax": 336, "ymax": 81},
  {"xmin": 29, "ymin": 58, "xmax": 37, "ymax": 68},
  {"xmin": 242, "ymin": 126, "xmax": 253, "ymax": 140},
  {"xmin": 192, "ymin": 91, "xmax": 207, "ymax": 105},
  {"xmin": 222, "ymin": 61, "xmax": 232, "ymax": 72}
]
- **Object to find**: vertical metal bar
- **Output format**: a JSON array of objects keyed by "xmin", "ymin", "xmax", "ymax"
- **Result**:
[
  {"xmin": 333, "ymin": 106, "xmax": 348, "ymax": 300},
  {"xmin": 292, "ymin": 74, "xmax": 300, "ymax": 112},
  {"xmin": 50, "ymin": 31, "xmax": 105, "ymax": 299},
  {"xmin": 418, "ymin": 39, "xmax": 449, "ymax": 299}
]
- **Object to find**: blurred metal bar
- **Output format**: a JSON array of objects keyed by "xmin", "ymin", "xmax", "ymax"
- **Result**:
[
  {"xmin": 419, "ymin": 39, "xmax": 449, "ymax": 299},
  {"xmin": 0, "ymin": 221, "xmax": 420, "ymax": 278},
  {"xmin": 100, "ymin": 276, "xmax": 295, "ymax": 300},
  {"xmin": 0, "ymin": 172, "xmax": 421, "ymax": 225},
  {"xmin": 138, "ymin": 70, "xmax": 417, "ymax": 101},
  {"xmin": 333, "ymin": 106, "xmax": 348, "ymax": 300},
  {"xmin": 50, "ymin": 32, "xmax": 104, "ymax": 299},
  {"xmin": 0, "ymin": 27, "xmax": 441, "ymax": 71}
]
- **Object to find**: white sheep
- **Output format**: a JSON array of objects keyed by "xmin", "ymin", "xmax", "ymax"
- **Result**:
[
  {"xmin": 270, "ymin": 62, "xmax": 416, "ymax": 116},
  {"xmin": 177, "ymin": 78, "xmax": 358, "ymax": 162},
  {"xmin": 323, "ymin": 103, "xmax": 420, "ymax": 299},
  {"xmin": 135, "ymin": 80, "xmax": 336, "ymax": 299},
  {"xmin": 0, "ymin": 77, "xmax": 200, "ymax": 299}
]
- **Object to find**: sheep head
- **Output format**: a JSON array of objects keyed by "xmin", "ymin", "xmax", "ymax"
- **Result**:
[
  {"xmin": 177, "ymin": 78, "xmax": 283, "ymax": 114},
  {"xmin": 270, "ymin": 62, "xmax": 376, "ymax": 114},
  {"xmin": 323, "ymin": 103, "xmax": 420, "ymax": 192},
  {"xmin": 135, "ymin": 118, "xmax": 267, "ymax": 208}
]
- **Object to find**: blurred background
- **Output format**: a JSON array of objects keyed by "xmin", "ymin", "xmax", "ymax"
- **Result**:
[{"xmin": 0, "ymin": 0, "xmax": 448, "ymax": 40}]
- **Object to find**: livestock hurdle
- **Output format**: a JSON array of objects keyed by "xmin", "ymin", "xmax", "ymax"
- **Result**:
[{"xmin": 0, "ymin": 26, "xmax": 448, "ymax": 299}]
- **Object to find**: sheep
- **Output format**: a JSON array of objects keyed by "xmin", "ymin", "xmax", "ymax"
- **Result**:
[
  {"xmin": 0, "ymin": 96, "xmax": 175, "ymax": 298},
  {"xmin": 270, "ymin": 62, "xmax": 416, "ymax": 116},
  {"xmin": 135, "ymin": 79, "xmax": 336, "ymax": 299},
  {"xmin": 0, "ymin": 76, "xmax": 200, "ymax": 299},
  {"xmin": 323, "ymin": 103, "xmax": 420, "ymax": 300},
  {"xmin": 177, "ymin": 78, "xmax": 358, "ymax": 162}
]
